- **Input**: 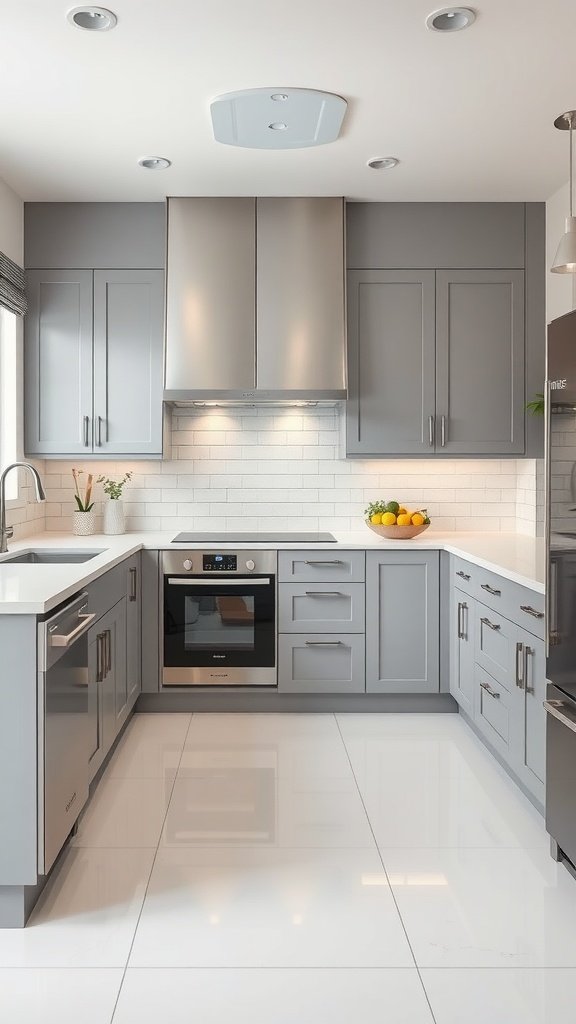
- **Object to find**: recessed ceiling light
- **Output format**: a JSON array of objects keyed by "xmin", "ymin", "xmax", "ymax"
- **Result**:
[
  {"xmin": 367, "ymin": 157, "xmax": 399, "ymax": 170},
  {"xmin": 138, "ymin": 156, "xmax": 171, "ymax": 170},
  {"xmin": 67, "ymin": 6, "xmax": 117, "ymax": 31},
  {"xmin": 271, "ymin": 93, "xmax": 289, "ymax": 102},
  {"xmin": 426, "ymin": 7, "xmax": 476, "ymax": 31},
  {"xmin": 268, "ymin": 122, "xmax": 288, "ymax": 131}
]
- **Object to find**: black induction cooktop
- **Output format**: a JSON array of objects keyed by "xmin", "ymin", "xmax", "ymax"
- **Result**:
[{"xmin": 171, "ymin": 532, "xmax": 337, "ymax": 544}]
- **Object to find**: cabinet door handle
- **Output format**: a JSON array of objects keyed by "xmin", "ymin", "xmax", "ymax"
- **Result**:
[
  {"xmin": 83, "ymin": 415, "xmax": 90, "ymax": 447},
  {"xmin": 456, "ymin": 570, "xmax": 471, "ymax": 581},
  {"xmin": 515, "ymin": 641, "xmax": 524, "ymax": 689},
  {"xmin": 440, "ymin": 414, "xmax": 447, "ymax": 447},
  {"xmin": 428, "ymin": 414, "xmax": 435, "ymax": 447},
  {"xmin": 523, "ymin": 645, "xmax": 533, "ymax": 693},
  {"xmin": 520, "ymin": 605, "xmax": 544, "ymax": 620},
  {"xmin": 96, "ymin": 415, "xmax": 103, "ymax": 447},
  {"xmin": 129, "ymin": 567, "xmax": 137, "ymax": 602},
  {"xmin": 96, "ymin": 632, "xmax": 105, "ymax": 682},
  {"xmin": 457, "ymin": 601, "xmax": 464, "ymax": 639},
  {"xmin": 481, "ymin": 583, "xmax": 501, "ymax": 597},
  {"xmin": 480, "ymin": 681, "xmax": 500, "ymax": 700},
  {"xmin": 305, "ymin": 640, "xmax": 343, "ymax": 646},
  {"xmin": 480, "ymin": 616, "xmax": 501, "ymax": 631},
  {"xmin": 107, "ymin": 629, "xmax": 112, "ymax": 673}
]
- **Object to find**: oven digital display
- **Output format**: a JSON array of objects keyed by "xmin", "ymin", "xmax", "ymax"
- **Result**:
[{"xmin": 203, "ymin": 553, "xmax": 237, "ymax": 571}]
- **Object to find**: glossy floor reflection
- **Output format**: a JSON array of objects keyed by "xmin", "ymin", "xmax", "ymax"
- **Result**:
[{"xmin": 2, "ymin": 712, "xmax": 576, "ymax": 1023}]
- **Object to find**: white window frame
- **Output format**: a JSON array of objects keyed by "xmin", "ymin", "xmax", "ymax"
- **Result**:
[{"xmin": 0, "ymin": 306, "xmax": 25, "ymax": 509}]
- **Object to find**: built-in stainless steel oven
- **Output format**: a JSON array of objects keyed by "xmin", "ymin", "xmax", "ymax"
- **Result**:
[{"xmin": 162, "ymin": 550, "xmax": 277, "ymax": 686}]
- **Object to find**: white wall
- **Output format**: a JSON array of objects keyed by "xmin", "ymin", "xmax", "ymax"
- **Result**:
[
  {"xmin": 546, "ymin": 180, "xmax": 576, "ymax": 323},
  {"xmin": 0, "ymin": 176, "xmax": 23, "ymax": 266}
]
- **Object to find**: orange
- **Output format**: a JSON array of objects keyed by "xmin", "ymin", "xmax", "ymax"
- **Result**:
[
  {"xmin": 397, "ymin": 513, "xmax": 412, "ymax": 526},
  {"xmin": 411, "ymin": 512, "xmax": 425, "ymax": 526}
]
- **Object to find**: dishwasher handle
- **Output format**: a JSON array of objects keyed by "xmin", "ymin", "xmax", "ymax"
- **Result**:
[{"xmin": 50, "ymin": 612, "xmax": 96, "ymax": 647}]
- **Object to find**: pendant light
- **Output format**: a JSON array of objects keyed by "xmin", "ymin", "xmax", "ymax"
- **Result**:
[{"xmin": 552, "ymin": 110, "xmax": 576, "ymax": 274}]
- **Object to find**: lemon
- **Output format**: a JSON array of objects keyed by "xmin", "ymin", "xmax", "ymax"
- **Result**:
[
  {"xmin": 370, "ymin": 513, "xmax": 382, "ymax": 525},
  {"xmin": 381, "ymin": 511, "xmax": 397, "ymax": 526},
  {"xmin": 397, "ymin": 513, "xmax": 412, "ymax": 526},
  {"xmin": 398, "ymin": 507, "xmax": 407, "ymax": 515},
  {"xmin": 411, "ymin": 512, "xmax": 425, "ymax": 526}
]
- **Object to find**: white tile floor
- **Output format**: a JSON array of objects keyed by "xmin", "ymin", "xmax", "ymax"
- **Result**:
[{"xmin": 2, "ymin": 711, "xmax": 576, "ymax": 1022}]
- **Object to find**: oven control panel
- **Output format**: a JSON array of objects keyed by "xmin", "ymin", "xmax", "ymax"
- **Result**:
[{"xmin": 203, "ymin": 553, "xmax": 237, "ymax": 572}]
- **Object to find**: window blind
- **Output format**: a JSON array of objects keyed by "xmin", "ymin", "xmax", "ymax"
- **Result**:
[{"xmin": 0, "ymin": 252, "xmax": 26, "ymax": 316}]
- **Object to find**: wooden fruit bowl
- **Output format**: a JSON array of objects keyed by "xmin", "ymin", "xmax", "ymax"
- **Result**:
[{"xmin": 366, "ymin": 522, "xmax": 430, "ymax": 540}]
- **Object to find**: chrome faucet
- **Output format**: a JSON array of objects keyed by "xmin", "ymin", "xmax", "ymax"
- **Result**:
[{"xmin": 0, "ymin": 463, "xmax": 46, "ymax": 553}]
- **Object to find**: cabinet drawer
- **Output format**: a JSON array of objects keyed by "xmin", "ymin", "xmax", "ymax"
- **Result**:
[
  {"xmin": 474, "ymin": 664, "xmax": 512, "ymax": 759},
  {"xmin": 278, "ymin": 550, "xmax": 365, "ymax": 583},
  {"xmin": 278, "ymin": 583, "xmax": 365, "ymax": 633},
  {"xmin": 474, "ymin": 566, "xmax": 545, "ymax": 639},
  {"xmin": 85, "ymin": 561, "xmax": 127, "ymax": 624},
  {"xmin": 278, "ymin": 634, "xmax": 365, "ymax": 693},
  {"xmin": 475, "ymin": 600, "xmax": 517, "ymax": 692},
  {"xmin": 451, "ymin": 556, "xmax": 476, "ymax": 597}
]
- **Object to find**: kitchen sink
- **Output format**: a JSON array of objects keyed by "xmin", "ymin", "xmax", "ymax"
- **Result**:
[{"xmin": 0, "ymin": 549, "xmax": 103, "ymax": 565}]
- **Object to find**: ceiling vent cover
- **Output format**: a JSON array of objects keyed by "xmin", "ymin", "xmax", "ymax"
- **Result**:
[{"xmin": 210, "ymin": 88, "xmax": 347, "ymax": 149}]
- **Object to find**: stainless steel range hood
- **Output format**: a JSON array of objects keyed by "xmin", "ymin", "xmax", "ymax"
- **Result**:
[{"xmin": 164, "ymin": 197, "xmax": 347, "ymax": 405}]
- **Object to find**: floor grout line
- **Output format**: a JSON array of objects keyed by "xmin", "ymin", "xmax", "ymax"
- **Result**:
[
  {"xmin": 333, "ymin": 713, "xmax": 439, "ymax": 1024},
  {"xmin": 108, "ymin": 712, "xmax": 195, "ymax": 1024}
]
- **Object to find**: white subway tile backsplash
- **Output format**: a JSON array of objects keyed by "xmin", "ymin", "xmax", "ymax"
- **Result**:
[{"xmin": 34, "ymin": 407, "xmax": 543, "ymax": 535}]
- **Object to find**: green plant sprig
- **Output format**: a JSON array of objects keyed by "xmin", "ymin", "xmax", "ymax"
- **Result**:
[{"xmin": 97, "ymin": 472, "xmax": 133, "ymax": 500}]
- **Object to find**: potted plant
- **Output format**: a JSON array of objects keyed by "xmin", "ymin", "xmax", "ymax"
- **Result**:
[
  {"xmin": 72, "ymin": 470, "xmax": 96, "ymax": 535},
  {"xmin": 97, "ymin": 472, "xmax": 132, "ymax": 535}
]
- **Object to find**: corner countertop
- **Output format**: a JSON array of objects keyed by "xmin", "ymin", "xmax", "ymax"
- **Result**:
[{"xmin": 0, "ymin": 529, "xmax": 545, "ymax": 614}]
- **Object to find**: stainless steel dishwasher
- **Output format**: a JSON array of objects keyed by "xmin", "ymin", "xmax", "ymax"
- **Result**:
[{"xmin": 38, "ymin": 592, "xmax": 95, "ymax": 874}]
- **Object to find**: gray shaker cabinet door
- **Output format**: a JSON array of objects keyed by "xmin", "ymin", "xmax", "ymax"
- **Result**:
[
  {"xmin": 126, "ymin": 553, "xmax": 142, "ymax": 709},
  {"xmin": 25, "ymin": 269, "xmax": 94, "ymax": 455},
  {"xmin": 93, "ymin": 270, "xmax": 164, "ymax": 455},
  {"xmin": 435, "ymin": 270, "xmax": 525, "ymax": 455},
  {"xmin": 510, "ymin": 626, "xmax": 546, "ymax": 803},
  {"xmin": 346, "ymin": 270, "xmax": 436, "ymax": 455},
  {"xmin": 366, "ymin": 550, "xmax": 440, "ymax": 694},
  {"xmin": 165, "ymin": 197, "xmax": 256, "ymax": 394},
  {"xmin": 449, "ymin": 586, "xmax": 475, "ymax": 716}
]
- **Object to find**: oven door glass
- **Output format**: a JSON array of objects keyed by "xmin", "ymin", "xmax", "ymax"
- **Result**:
[{"xmin": 164, "ymin": 575, "xmax": 275, "ymax": 669}]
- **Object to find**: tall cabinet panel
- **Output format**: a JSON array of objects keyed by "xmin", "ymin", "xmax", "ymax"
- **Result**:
[
  {"xmin": 256, "ymin": 198, "xmax": 346, "ymax": 395},
  {"xmin": 366, "ymin": 550, "xmax": 440, "ymax": 693},
  {"xmin": 346, "ymin": 270, "xmax": 436, "ymax": 455},
  {"xmin": 25, "ymin": 270, "xmax": 93, "ymax": 455},
  {"xmin": 93, "ymin": 270, "xmax": 164, "ymax": 454},
  {"xmin": 435, "ymin": 270, "xmax": 525, "ymax": 454}
]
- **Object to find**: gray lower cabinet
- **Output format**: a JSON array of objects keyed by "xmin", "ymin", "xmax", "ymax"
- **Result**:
[
  {"xmin": 346, "ymin": 267, "xmax": 526, "ymax": 458},
  {"xmin": 510, "ymin": 625, "xmax": 546, "ymax": 802},
  {"xmin": 88, "ymin": 597, "xmax": 127, "ymax": 783},
  {"xmin": 449, "ymin": 587, "xmax": 475, "ymax": 716},
  {"xmin": 366, "ymin": 550, "xmax": 440, "ymax": 694},
  {"xmin": 126, "ymin": 553, "xmax": 142, "ymax": 709},
  {"xmin": 25, "ymin": 269, "xmax": 164, "ymax": 457},
  {"xmin": 278, "ymin": 634, "xmax": 365, "ymax": 694}
]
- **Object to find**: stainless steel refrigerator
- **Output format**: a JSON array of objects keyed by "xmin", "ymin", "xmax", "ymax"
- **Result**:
[{"xmin": 545, "ymin": 307, "xmax": 576, "ymax": 871}]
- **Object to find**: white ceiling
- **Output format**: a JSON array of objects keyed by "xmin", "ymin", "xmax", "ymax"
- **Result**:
[{"xmin": 1, "ymin": 0, "xmax": 576, "ymax": 202}]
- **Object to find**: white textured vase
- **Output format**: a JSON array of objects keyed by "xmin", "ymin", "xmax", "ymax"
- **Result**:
[
  {"xmin": 72, "ymin": 510, "xmax": 96, "ymax": 536},
  {"xmin": 103, "ymin": 499, "xmax": 125, "ymax": 535}
]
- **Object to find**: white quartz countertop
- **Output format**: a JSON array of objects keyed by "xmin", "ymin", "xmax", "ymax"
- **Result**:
[{"xmin": 0, "ymin": 529, "xmax": 545, "ymax": 614}]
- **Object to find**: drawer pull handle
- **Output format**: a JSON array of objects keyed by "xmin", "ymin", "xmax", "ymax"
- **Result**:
[
  {"xmin": 305, "ymin": 641, "xmax": 343, "ymax": 647},
  {"xmin": 304, "ymin": 591, "xmax": 342, "ymax": 597},
  {"xmin": 480, "ymin": 616, "xmax": 501, "ymax": 631},
  {"xmin": 481, "ymin": 583, "xmax": 501, "ymax": 596},
  {"xmin": 480, "ymin": 681, "xmax": 500, "ymax": 700},
  {"xmin": 544, "ymin": 699, "xmax": 576, "ymax": 734},
  {"xmin": 456, "ymin": 570, "xmax": 471, "ymax": 581},
  {"xmin": 304, "ymin": 560, "xmax": 342, "ymax": 566},
  {"xmin": 520, "ymin": 605, "xmax": 544, "ymax": 620}
]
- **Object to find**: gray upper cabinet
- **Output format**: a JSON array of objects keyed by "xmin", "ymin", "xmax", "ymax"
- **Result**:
[
  {"xmin": 366, "ymin": 550, "xmax": 440, "ymax": 694},
  {"xmin": 435, "ymin": 270, "xmax": 525, "ymax": 455},
  {"xmin": 256, "ymin": 198, "xmax": 346, "ymax": 394},
  {"xmin": 346, "ymin": 270, "xmax": 436, "ymax": 455},
  {"xmin": 165, "ymin": 197, "xmax": 256, "ymax": 393},
  {"xmin": 24, "ymin": 202, "xmax": 165, "ymax": 270},
  {"xmin": 25, "ymin": 269, "xmax": 165, "ymax": 457},
  {"xmin": 25, "ymin": 270, "xmax": 94, "ymax": 455},
  {"xmin": 93, "ymin": 270, "xmax": 164, "ymax": 455}
]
